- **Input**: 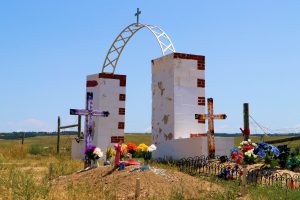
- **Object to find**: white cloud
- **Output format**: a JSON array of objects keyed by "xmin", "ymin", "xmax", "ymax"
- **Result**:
[
  {"xmin": 144, "ymin": 126, "xmax": 152, "ymax": 133},
  {"xmin": 20, "ymin": 118, "xmax": 48, "ymax": 128},
  {"xmin": 1, "ymin": 118, "xmax": 52, "ymax": 132}
]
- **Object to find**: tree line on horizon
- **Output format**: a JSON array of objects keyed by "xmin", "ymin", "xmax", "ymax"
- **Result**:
[{"xmin": 0, "ymin": 131, "xmax": 300, "ymax": 140}]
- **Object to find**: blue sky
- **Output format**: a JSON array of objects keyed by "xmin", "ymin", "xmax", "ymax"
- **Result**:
[{"xmin": 0, "ymin": 1, "xmax": 300, "ymax": 133}]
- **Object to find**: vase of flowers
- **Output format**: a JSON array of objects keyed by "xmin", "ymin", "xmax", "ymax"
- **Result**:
[
  {"xmin": 137, "ymin": 143, "xmax": 157, "ymax": 170},
  {"xmin": 127, "ymin": 142, "xmax": 137, "ymax": 157},
  {"xmin": 104, "ymin": 147, "xmax": 116, "ymax": 166},
  {"xmin": 231, "ymin": 139, "xmax": 258, "ymax": 165},
  {"xmin": 85, "ymin": 146, "xmax": 103, "ymax": 168},
  {"xmin": 254, "ymin": 141, "xmax": 280, "ymax": 168}
]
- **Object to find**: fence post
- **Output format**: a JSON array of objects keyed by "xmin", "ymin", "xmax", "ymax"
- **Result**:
[
  {"xmin": 135, "ymin": 178, "xmax": 140, "ymax": 199},
  {"xmin": 240, "ymin": 165, "xmax": 248, "ymax": 196},
  {"xmin": 77, "ymin": 115, "xmax": 81, "ymax": 138},
  {"xmin": 243, "ymin": 103, "xmax": 250, "ymax": 141},
  {"xmin": 57, "ymin": 116, "xmax": 60, "ymax": 154},
  {"xmin": 21, "ymin": 132, "xmax": 25, "ymax": 144}
]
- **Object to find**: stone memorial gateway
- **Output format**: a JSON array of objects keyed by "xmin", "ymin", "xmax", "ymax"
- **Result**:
[{"xmin": 72, "ymin": 14, "xmax": 234, "ymax": 160}]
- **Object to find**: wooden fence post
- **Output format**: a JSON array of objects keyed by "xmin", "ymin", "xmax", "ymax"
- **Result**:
[
  {"xmin": 57, "ymin": 116, "xmax": 60, "ymax": 154},
  {"xmin": 241, "ymin": 165, "xmax": 248, "ymax": 196},
  {"xmin": 78, "ymin": 115, "xmax": 81, "ymax": 138},
  {"xmin": 135, "ymin": 178, "xmax": 140, "ymax": 199},
  {"xmin": 243, "ymin": 103, "xmax": 250, "ymax": 141},
  {"xmin": 21, "ymin": 132, "xmax": 25, "ymax": 144}
]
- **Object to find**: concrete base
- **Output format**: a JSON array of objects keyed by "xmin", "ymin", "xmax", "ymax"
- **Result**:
[
  {"xmin": 71, "ymin": 139, "xmax": 85, "ymax": 160},
  {"xmin": 152, "ymin": 137, "xmax": 234, "ymax": 160}
]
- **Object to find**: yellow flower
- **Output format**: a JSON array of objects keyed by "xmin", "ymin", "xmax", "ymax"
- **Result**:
[
  {"xmin": 122, "ymin": 144, "xmax": 128, "ymax": 154},
  {"xmin": 137, "ymin": 143, "xmax": 149, "ymax": 152}
]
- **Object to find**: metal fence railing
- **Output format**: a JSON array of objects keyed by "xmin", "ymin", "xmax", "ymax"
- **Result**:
[{"xmin": 164, "ymin": 156, "xmax": 300, "ymax": 188}]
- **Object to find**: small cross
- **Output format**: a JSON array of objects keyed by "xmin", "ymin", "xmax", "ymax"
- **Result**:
[
  {"xmin": 195, "ymin": 98, "xmax": 227, "ymax": 158},
  {"xmin": 135, "ymin": 8, "xmax": 141, "ymax": 25}
]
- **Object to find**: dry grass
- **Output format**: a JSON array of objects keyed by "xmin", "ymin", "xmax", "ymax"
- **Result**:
[{"xmin": 1, "ymin": 134, "xmax": 300, "ymax": 200}]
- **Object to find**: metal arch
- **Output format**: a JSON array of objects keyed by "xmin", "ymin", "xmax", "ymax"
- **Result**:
[{"xmin": 101, "ymin": 23, "xmax": 176, "ymax": 73}]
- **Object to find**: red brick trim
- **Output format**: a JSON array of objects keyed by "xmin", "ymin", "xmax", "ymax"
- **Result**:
[
  {"xmin": 173, "ymin": 53, "xmax": 205, "ymax": 70},
  {"xmin": 190, "ymin": 133, "xmax": 206, "ymax": 138},
  {"xmin": 98, "ymin": 73, "xmax": 127, "ymax": 87},
  {"xmin": 197, "ymin": 79, "xmax": 205, "ymax": 88},
  {"xmin": 118, "ymin": 122, "xmax": 125, "ymax": 129},
  {"xmin": 119, "ymin": 108, "xmax": 125, "ymax": 115},
  {"xmin": 86, "ymin": 80, "xmax": 98, "ymax": 87},
  {"xmin": 198, "ymin": 97, "xmax": 205, "ymax": 106},
  {"xmin": 119, "ymin": 94, "xmax": 126, "ymax": 101},
  {"xmin": 111, "ymin": 136, "xmax": 124, "ymax": 143},
  {"xmin": 198, "ymin": 119, "xmax": 206, "ymax": 124}
]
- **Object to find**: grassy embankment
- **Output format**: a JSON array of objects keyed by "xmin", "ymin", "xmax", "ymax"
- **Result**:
[{"xmin": 0, "ymin": 134, "xmax": 300, "ymax": 199}]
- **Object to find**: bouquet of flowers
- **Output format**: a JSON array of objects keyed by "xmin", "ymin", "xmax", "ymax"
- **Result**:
[
  {"xmin": 137, "ymin": 143, "xmax": 157, "ymax": 161},
  {"xmin": 254, "ymin": 141, "xmax": 280, "ymax": 168},
  {"xmin": 231, "ymin": 139, "xmax": 257, "ymax": 165},
  {"xmin": 85, "ymin": 146, "xmax": 103, "ymax": 161},
  {"xmin": 127, "ymin": 142, "xmax": 137, "ymax": 155},
  {"xmin": 286, "ymin": 153, "xmax": 300, "ymax": 171}
]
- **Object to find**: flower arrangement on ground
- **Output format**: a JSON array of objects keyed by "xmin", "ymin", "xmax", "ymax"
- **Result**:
[
  {"xmin": 104, "ymin": 147, "xmax": 116, "ymax": 165},
  {"xmin": 254, "ymin": 141, "xmax": 280, "ymax": 168},
  {"xmin": 287, "ymin": 153, "xmax": 300, "ymax": 172},
  {"xmin": 137, "ymin": 143, "xmax": 157, "ymax": 165},
  {"xmin": 231, "ymin": 139, "xmax": 258, "ymax": 165},
  {"xmin": 218, "ymin": 164, "xmax": 240, "ymax": 180},
  {"xmin": 127, "ymin": 142, "xmax": 137, "ymax": 155},
  {"xmin": 85, "ymin": 145, "xmax": 104, "ymax": 168}
]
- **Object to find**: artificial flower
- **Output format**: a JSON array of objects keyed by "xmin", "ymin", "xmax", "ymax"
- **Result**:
[
  {"xmin": 148, "ymin": 144, "xmax": 157, "ymax": 152},
  {"xmin": 93, "ymin": 147, "xmax": 103, "ymax": 158},
  {"xmin": 121, "ymin": 144, "xmax": 128, "ymax": 154},
  {"xmin": 127, "ymin": 142, "xmax": 137, "ymax": 154},
  {"xmin": 137, "ymin": 143, "xmax": 149, "ymax": 152},
  {"xmin": 270, "ymin": 145, "xmax": 280, "ymax": 157}
]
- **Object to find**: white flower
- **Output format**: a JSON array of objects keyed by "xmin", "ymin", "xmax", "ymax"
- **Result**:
[
  {"xmin": 252, "ymin": 143, "xmax": 257, "ymax": 147},
  {"xmin": 93, "ymin": 147, "xmax": 103, "ymax": 158},
  {"xmin": 248, "ymin": 139, "xmax": 251, "ymax": 143},
  {"xmin": 238, "ymin": 146, "xmax": 242, "ymax": 150},
  {"xmin": 148, "ymin": 144, "xmax": 157, "ymax": 152},
  {"xmin": 245, "ymin": 149, "xmax": 254, "ymax": 157}
]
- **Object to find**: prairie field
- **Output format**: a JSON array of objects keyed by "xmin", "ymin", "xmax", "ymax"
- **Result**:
[{"xmin": 0, "ymin": 134, "xmax": 300, "ymax": 199}]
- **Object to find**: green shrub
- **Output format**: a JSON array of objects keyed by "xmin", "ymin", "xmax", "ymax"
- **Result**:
[{"xmin": 28, "ymin": 144, "xmax": 43, "ymax": 155}]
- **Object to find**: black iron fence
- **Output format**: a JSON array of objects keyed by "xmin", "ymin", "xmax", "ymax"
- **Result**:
[{"xmin": 172, "ymin": 156, "xmax": 300, "ymax": 188}]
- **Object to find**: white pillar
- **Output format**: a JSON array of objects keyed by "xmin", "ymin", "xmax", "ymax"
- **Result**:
[
  {"xmin": 152, "ymin": 53, "xmax": 206, "ymax": 145},
  {"xmin": 86, "ymin": 73, "xmax": 126, "ymax": 151}
]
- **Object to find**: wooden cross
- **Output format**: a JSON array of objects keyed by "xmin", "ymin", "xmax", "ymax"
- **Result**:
[
  {"xmin": 135, "ymin": 8, "xmax": 141, "ymax": 25},
  {"xmin": 195, "ymin": 98, "xmax": 227, "ymax": 158},
  {"xmin": 70, "ymin": 92, "xmax": 109, "ymax": 151}
]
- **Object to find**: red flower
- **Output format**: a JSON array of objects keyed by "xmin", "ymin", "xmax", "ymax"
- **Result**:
[
  {"xmin": 242, "ymin": 144, "xmax": 253, "ymax": 151},
  {"xmin": 127, "ymin": 142, "xmax": 137, "ymax": 154},
  {"xmin": 231, "ymin": 152, "xmax": 237, "ymax": 160}
]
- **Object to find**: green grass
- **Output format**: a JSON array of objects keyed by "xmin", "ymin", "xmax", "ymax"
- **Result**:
[{"xmin": 124, "ymin": 133, "xmax": 152, "ymax": 145}]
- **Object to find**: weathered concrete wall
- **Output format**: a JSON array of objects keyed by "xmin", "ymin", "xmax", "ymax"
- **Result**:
[
  {"xmin": 152, "ymin": 137, "xmax": 234, "ymax": 160},
  {"xmin": 152, "ymin": 53, "xmax": 206, "ymax": 146},
  {"xmin": 71, "ymin": 140, "xmax": 85, "ymax": 160}
]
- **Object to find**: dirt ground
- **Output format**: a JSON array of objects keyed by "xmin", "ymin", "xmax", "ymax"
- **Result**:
[{"xmin": 50, "ymin": 165, "xmax": 224, "ymax": 199}]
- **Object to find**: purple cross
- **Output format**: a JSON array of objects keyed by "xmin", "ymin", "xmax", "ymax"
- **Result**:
[{"xmin": 70, "ymin": 92, "xmax": 109, "ymax": 151}]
